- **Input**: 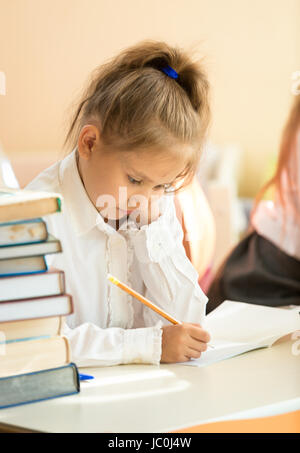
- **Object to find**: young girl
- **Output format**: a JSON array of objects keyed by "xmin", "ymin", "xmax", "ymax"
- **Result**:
[
  {"xmin": 26, "ymin": 41, "xmax": 212, "ymax": 366},
  {"xmin": 207, "ymin": 95, "xmax": 300, "ymax": 311}
]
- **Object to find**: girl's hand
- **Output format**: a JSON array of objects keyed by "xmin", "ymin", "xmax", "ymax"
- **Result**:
[{"xmin": 160, "ymin": 323, "xmax": 211, "ymax": 363}]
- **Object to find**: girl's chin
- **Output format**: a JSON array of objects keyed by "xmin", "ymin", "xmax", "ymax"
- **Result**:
[{"xmin": 100, "ymin": 208, "xmax": 131, "ymax": 220}]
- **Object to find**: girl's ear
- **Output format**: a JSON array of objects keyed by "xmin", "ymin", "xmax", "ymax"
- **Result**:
[{"xmin": 77, "ymin": 124, "xmax": 101, "ymax": 160}]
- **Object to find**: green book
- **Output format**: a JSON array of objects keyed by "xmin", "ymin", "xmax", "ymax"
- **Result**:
[{"xmin": 0, "ymin": 188, "xmax": 62, "ymax": 223}]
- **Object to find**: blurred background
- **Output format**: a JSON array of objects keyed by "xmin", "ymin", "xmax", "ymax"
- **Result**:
[{"xmin": 1, "ymin": 0, "xmax": 300, "ymax": 284}]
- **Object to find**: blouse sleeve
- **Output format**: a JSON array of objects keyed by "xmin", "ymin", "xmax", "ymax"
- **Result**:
[
  {"xmin": 124, "ymin": 195, "xmax": 209, "ymax": 327},
  {"xmin": 61, "ymin": 321, "xmax": 163, "ymax": 367}
]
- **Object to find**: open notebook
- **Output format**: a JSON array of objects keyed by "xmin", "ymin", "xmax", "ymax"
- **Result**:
[{"xmin": 183, "ymin": 301, "xmax": 300, "ymax": 367}]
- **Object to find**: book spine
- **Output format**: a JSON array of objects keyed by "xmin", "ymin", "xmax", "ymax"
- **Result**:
[
  {"xmin": 0, "ymin": 256, "xmax": 48, "ymax": 277},
  {"xmin": 0, "ymin": 239, "xmax": 62, "ymax": 260},
  {"xmin": 0, "ymin": 218, "xmax": 45, "ymax": 226},
  {"xmin": 0, "ymin": 336, "xmax": 71, "ymax": 379},
  {"xmin": 0, "ymin": 268, "xmax": 47, "ymax": 278},
  {"xmin": 2, "ymin": 335, "xmax": 52, "ymax": 344},
  {"xmin": 0, "ymin": 294, "xmax": 74, "ymax": 323},
  {"xmin": 0, "ymin": 316, "xmax": 62, "ymax": 342},
  {"xmin": 0, "ymin": 219, "xmax": 48, "ymax": 248},
  {"xmin": 0, "ymin": 363, "xmax": 80, "ymax": 409}
]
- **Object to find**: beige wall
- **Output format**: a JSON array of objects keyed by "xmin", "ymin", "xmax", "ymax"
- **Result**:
[{"xmin": 0, "ymin": 0, "xmax": 299, "ymax": 196}]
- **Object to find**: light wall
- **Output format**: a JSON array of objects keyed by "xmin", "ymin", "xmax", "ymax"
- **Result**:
[{"xmin": 0, "ymin": 0, "xmax": 299, "ymax": 196}]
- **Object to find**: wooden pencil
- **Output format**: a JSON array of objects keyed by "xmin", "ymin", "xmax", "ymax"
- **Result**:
[
  {"xmin": 107, "ymin": 273, "xmax": 214, "ymax": 349},
  {"xmin": 107, "ymin": 273, "xmax": 181, "ymax": 325}
]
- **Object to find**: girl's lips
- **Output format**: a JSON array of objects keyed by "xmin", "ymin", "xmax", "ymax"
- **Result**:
[{"xmin": 119, "ymin": 208, "xmax": 134, "ymax": 214}]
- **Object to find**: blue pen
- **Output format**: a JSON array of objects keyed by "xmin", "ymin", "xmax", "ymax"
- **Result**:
[{"xmin": 79, "ymin": 373, "xmax": 94, "ymax": 381}]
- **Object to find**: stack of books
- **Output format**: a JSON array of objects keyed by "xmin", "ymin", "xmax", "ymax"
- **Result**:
[{"xmin": 0, "ymin": 188, "xmax": 80, "ymax": 409}]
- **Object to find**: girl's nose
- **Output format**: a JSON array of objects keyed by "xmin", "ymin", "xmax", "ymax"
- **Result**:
[
  {"xmin": 128, "ymin": 194, "xmax": 149, "ymax": 211},
  {"xmin": 128, "ymin": 189, "xmax": 162, "ymax": 212},
  {"xmin": 129, "ymin": 188, "xmax": 152, "ymax": 205}
]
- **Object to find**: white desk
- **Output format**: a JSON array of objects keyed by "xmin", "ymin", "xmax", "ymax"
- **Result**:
[{"xmin": 0, "ymin": 336, "xmax": 299, "ymax": 433}]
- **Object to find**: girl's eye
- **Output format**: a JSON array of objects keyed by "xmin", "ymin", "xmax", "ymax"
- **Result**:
[
  {"xmin": 128, "ymin": 175, "xmax": 174, "ymax": 192},
  {"xmin": 154, "ymin": 184, "xmax": 169, "ymax": 192},
  {"xmin": 128, "ymin": 175, "xmax": 142, "ymax": 185}
]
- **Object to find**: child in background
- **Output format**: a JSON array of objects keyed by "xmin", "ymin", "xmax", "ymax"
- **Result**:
[
  {"xmin": 207, "ymin": 95, "xmax": 300, "ymax": 311},
  {"xmin": 26, "ymin": 41, "xmax": 212, "ymax": 365}
]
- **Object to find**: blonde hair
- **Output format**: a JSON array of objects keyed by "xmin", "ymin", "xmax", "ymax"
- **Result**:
[{"xmin": 64, "ymin": 40, "xmax": 210, "ymax": 193}]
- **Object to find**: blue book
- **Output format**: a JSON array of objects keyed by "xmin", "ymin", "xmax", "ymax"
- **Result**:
[
  {"xmin": 0, "ymin": 255, "xmax": 48, "ymax": 277},
  {"xmin": 0, "ymin": 218, "xmax": 48, "ymax": 247},
  {"xmin": 0, "ymin": 363, "xmax": 80, "ymax": 409}
]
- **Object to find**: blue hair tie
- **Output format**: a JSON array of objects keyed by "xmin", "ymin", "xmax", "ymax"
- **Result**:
[{"xmin": 161, "ymin": 65, "xmax": 178, "ymax": 80}]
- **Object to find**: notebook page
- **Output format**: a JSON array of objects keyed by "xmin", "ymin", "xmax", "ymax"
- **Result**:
[
  {"xmin": 203, "ymin": 301, "xmax": 300, "ymax": 343},
  {"xmin": 182, "ymin": 301, "xmax": 300, "ymax": 367}
]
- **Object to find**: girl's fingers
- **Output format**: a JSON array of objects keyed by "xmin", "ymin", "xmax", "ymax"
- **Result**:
[
  {"xmin": 187, "ymin": 337, "xmax": 208, "ymax": 353},
  {"xmin": 185, "ymin": 347, "xmax": 203, "ymax": 360},
  {"xmin": 188, "ymin": 324, "xmax": 211, "ymax": 343}
]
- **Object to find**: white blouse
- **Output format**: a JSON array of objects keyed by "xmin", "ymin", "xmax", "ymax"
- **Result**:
[{"xmin": 26, "ymin": 149, "xmax": 208, "ymax": 367}]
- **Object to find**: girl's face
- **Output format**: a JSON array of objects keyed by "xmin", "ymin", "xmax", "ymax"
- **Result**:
[{"xmin": 77, "ymin": 125, "xmax": 191, "ymax": 221}]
